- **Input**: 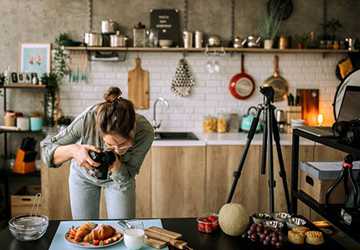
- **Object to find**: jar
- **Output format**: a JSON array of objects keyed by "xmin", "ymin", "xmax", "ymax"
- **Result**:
[
  {"xmin": 333, "ymin": 40, "xmax": 340, "ymax": 50},
  {"xmin": 4, "ymin": 111, "xmax": 16, "ymax": 127},
  {"xmin": 203, "ymin": 115, "xmax": 217, "ymax": 133},
  {"xmin": 279, "ymin": 35, "xmax": 288, "ymax": 49},
  {"xmin": 133, "ymin": 22, "xmax": 146, "ymax": 47},
  {"xmin": 217, "ymin": 113, "xmax": 228, "ymax": 133}
]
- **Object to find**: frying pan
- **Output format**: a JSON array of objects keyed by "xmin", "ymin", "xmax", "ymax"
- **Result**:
[
  {"xmin": 262, "ymin": 55, "xmax": 289, "ymax": 102},
  {"xmin": 229, "ymin": 54, "xmax": 256, "ymax": 100}
]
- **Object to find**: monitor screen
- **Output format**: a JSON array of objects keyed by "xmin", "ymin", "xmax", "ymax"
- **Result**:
[{"xmin": 338, "ymin": 85, "xmax": 360, "ymax": 121}]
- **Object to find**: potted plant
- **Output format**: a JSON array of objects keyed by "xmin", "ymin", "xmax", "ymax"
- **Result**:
[
  {"xmin": 294, "ymin": 33, "xmax": 309, "ymax": 49},
  {"xmin": 259, "ymin": 6, "xmax": 282, "ymax": 49}
]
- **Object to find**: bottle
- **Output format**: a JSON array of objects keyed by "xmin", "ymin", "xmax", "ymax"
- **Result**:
[
  {"xmin": 217, "ymin": 113, "xmax": 228, "ymax": 133},
  {"xmin": 133, "ymin": 22, "xmax": 146, "ymax": 47}
]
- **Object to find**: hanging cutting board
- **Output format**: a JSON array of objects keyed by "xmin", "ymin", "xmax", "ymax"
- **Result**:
[{"xmin": 128, "ymin": 57, "xmax": 150, "ymax": 109}]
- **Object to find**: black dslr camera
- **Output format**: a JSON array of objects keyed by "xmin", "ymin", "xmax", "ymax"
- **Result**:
[
  {"xmin": 333, "ymin": 119, "xmax": 360, "ymax": 146},
  {"xmin": 88, "ymin": 150, "xmax": 116, "ymax": 180}
]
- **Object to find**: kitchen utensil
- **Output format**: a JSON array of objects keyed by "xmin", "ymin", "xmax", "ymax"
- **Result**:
[
  {"xmin": 241, "ymin": 106, "xmax": 261, "ymax": 132},
  {"xmin": 171, "ymin": 58, "xmax": 195, "ymax": 97},
  {"xmin": 159, "ymin": 39, "xmax": 173, "ymax": 48},
  {"xmin": 17, "ymin": 117, "xmax": 30, "ymax": 131},
  {"xmin": 110, "ymin": 31, "xmax": 128, "ymax": 47},
  {"xmin": 101, "ymin": 19, "xmax": 116, "ymax": 34},
  {"xmin": 207, "ymin": 35, "xmax": 221, "ymax": 47},
  {"xmin": 128, "ymin": 57, "xmax": 150, "ymax": 109},
  {"xmin": 246, "ymin": 35, "xmax": 261, "ymax": 48},
  {"xmin": 195, "ymin": 31, "xmax": 203, "ymax": 48},
  {"xmin": 233, "ymin": 36, "xmax": 247, "ymax": 48},
  {"xmin": 262, "ymin": 55, "xmax": 289, "ymax": 102},
  {"xmin": 86, "ymin": 33, "xmax": 102, "ymax": 47},
  {"xmin": 183, "ymin": 31, "xmax": 193, "ymax": 48},
  {"xmin": 229, "ymin": 54, "xmax": 256, "ymax": 100}
]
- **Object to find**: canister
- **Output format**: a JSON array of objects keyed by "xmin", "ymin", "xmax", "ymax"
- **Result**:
[
  {"xmin": 133, "ymin": 22, "xmax": 146, "ymax": 47},
  {"xmin": 30, "ymin": 117, "xmax": 43, "ymax": 131},
  {"xmin": 4, "ymin": 111, "xmax": 16, "ymax": 127},
  {"xmin": 183, "ymin": 31, "xmax": 193, "ymax": 48},
  {"xmin": 16, "ymin": 117, "xmax": 30, "ymax": 131},
  {"xmin": 195, "ymin": 31, "xmax": 203, "ymax": 48}
]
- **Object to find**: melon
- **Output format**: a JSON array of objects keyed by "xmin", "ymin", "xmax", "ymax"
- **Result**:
[{"xmin": 218, "ymin": 203, "xmax": 249, "ymax": 236}]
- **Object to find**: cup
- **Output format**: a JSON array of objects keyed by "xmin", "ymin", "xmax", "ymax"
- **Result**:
[
  {"xmin": 30, "ymin": 117, "xmax": 43, "ymax": 131},
  {"xmin": 17, "ymin": 117, "xmax": 30, "ymax": 131},
  {"xmin": 123, "ymin": 228, "xmax": 144, "ymax": 250}
]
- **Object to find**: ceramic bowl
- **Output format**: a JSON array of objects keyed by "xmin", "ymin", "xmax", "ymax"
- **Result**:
[
  {"xmin": 286, "ymin": 216, "xmax": 307, "ymax": 229},
  {"xmin": 159, "ymin": 39, "xmax": 173, "ymax": 48},
  {"xmin": 263, "ymin": 220, "xmax": 285, "ymax": 230},
  {"xmin": 251, "ymin": 213, "xmax": 273, "ymax": 224},
  {"xmin": 273, "ymin": 212, "xmax": 292, "ymax": 222}
]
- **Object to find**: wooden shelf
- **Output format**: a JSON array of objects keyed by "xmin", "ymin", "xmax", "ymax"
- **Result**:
[
  {"xmin": 64, "ymin": 46, "xmax": 355, "ymax": 54},
  {"xmin": 1, "ymin": 84, "xmax": 47, "ymax": 89}
]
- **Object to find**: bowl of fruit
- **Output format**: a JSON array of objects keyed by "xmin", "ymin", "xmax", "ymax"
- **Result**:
[
  {"xmin": 197, "ymin": 214, "xmax": 219, "ymax": 233},
  {"xmin": 245, "ymin": 222, "xmax": 285, "ymax": 248}
]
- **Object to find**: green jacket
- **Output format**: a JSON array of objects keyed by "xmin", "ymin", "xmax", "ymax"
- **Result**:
[{"xmin": 40, "ymin": 104, "xmax": 154, "ymax": 184}]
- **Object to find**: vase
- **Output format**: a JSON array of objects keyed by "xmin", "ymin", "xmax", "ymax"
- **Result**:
[{"xmin": 264, "ymin": 39, "xmax": 273, "ymax": 49}]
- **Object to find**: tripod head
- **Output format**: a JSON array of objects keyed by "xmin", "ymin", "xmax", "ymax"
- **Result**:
[{"xmin": 260, "ymin": 86, "xmax": 275, "ymax": 103}]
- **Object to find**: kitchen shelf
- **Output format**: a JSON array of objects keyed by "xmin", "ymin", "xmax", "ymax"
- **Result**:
[
  {"xmin": 0, "ymin": 84, "xmax": 47, "ymax": 89},
  {"xmin": 0, "ymin": 129, "xmax": 45, "ymax": 134},
  {"xmin": 64, "ymin": 46, "xmax": 355, "ymax": 54}
]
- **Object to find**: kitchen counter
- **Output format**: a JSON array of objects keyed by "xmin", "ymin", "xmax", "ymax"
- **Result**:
[{"xmin": 152, "ymin": 132, "xmax": 315, "ymax": 147}]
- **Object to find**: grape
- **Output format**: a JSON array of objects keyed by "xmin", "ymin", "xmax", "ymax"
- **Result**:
[
  {"xmin": 250, "ymin": 224, "xmax": 257, "ymax": 230},
  {"xmin": 272, "ymin": 236, "xmax": 278, "ymax": 242},
  {"xmin": 263, "ymin": 240, "xmax": 269, "ymax": 245},
  {"xmin": 276, "ymin": 242, "xmax": 282, "ymax": 248},
  {"xmin": 259, "ymin": 234, "xmax": 265, "ymax": 240},
  {"xmin": 265, "ymin": 236, "xmax": 270, "ymax": 241},
  {"xmin": 278, "ymin": 235, "xmax": 283, "ymax": 242},
  {"xmin": 263, "ymin": 229, "xmax": 269, "ymax": 235},
  {"xmin": 256, "ymin": 226, "xmax": 263, "ymax": 233},
  {"xmin": 250, "ymin": 234, "xmax": 257, "ymax": 241},
  {"xmin": 247, "ymin": 230, "xmax": 252, "ymax": 235}
]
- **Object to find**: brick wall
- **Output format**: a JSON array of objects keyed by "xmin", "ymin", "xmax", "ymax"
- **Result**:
[{"xmin": 57, "ymin": 52, "xmax": 343, "ymax": 131}]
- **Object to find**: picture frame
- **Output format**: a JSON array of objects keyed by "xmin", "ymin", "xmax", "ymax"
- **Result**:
[
  {"xmin": 25, "ymin": 73, "xmax": 32, "ymax": 84},
  {"xmin": 17, "ymin": 72, "xmax": 25, "ymax": 83},
  {"xmin": 20, "ymin": 43, "xmax": 51, "ymax": 75}
]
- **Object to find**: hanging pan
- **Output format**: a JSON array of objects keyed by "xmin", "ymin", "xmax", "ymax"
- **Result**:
[
  {"xmin": 262, "ymin": 55, "xmax": 289, "ymax": 102},
  {"xmin": 229, "ymin": 54, "xmax": 256, "ymax": 100}
]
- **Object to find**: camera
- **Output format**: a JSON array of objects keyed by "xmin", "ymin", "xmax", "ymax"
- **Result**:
[
  {"xmin": 88, "ymin": 150, "xmax": 116, "ymax": 180},
  {"xmin": 260, "ymin": 86, "xmax": 275, "ymax": 102},
  {"xmin": 333, "ymin": 119, "xmax": 360, "ymax": 146}
]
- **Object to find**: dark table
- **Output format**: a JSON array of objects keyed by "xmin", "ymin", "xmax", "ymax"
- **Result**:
[{"xmin": 0, "ymin": 218, "xmax": 348, "ymax": 250}]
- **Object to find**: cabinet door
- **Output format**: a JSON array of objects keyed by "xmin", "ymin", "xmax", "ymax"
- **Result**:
[
  {"xmin": 151, "ymin": 146, "xmax": 206, "ymax": 217},
  {"xmin": 135, "ymin": 150, "xmax": 152, "ymax": 218},
  {"xmin": 206, "ymin": 145, "xmax": 262, "ymax": 214}
]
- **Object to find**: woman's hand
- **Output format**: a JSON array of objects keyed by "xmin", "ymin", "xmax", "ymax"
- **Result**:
[{"xmin": 72, "ymin": 144, "xmax": 101, "ymax": 169}]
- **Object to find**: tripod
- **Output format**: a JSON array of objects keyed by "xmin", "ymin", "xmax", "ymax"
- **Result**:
[{"xmin": 227, "ymin": 86, "xmax": 291, "ymax": 213}]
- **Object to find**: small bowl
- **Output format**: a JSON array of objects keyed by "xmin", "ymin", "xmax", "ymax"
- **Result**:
[
  {"xmin": 159, "ymin": 39, "xmax": 173, "ymax": 48},
  {"xmin": 252, "ymin": 213, "xmax": 273, "ymax": 224},
  {"xmin": 273, "ymin": 212, "xmax": 291, "ymax": 222},
  {"xmin": 264, "ymin": 220, "xmax": 285, "ymax": 230},
  {"xmin": 197, "ymin": 214, "xmax": 219, "ymax": 233},
  {"xmin": 286, "ymin": 216, "xmax": 307, "ymax": 229},
  {"xmin": 9, "ymin": 215, "xmax": 49, "ymax": 241}
]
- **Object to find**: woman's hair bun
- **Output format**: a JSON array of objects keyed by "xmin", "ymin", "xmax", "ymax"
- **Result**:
[{"xmin": 104, "ymin": 87, "xmax": 122, "ymax": 103}]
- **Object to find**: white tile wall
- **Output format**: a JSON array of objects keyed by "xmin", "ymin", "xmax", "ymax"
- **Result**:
[{"xmin": 2, "ymin": 52, "xmax": 344, "ymax": 132}]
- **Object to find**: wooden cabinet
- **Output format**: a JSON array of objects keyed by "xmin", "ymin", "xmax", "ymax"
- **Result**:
[
  {"xmin": 151, "ymin": 146, "xmax": 206, "ymax": 218},
  {"xmin": 135, "ymin": 150, "xmax": 152, "ymax": 218}
]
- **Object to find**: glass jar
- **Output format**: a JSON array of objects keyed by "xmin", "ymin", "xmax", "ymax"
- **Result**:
[
  {"xmin": 217, "ymin": 113, "xmax": 228, "ymax": 133},
  {"xmin": 203, "ymin": 115, "xmax": 217, "ymax": 133},
  {"xmin": 133, "ymin": 22, "xmax": 146, "ymax": 47}
]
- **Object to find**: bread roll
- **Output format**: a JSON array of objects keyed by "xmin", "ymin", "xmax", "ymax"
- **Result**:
[{"xmin": 305, "ymin": 231, "xmax": 324, "ymax": 245}]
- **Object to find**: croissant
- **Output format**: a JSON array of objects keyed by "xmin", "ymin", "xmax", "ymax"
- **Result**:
[
  {"xmin": 83, "ymin": 225, "xmax": 116, "ymax": 242},
  {"xmin": 75, "ymin": 223, "xmax": 97, "ymax": 242}
]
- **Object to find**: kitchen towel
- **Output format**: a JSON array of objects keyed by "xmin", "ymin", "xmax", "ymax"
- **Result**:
[{"xmin": 49, "ymin": 219, "xmax": 168, "ymax": 250}]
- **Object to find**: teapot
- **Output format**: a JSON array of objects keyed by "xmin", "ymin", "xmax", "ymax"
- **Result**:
[
  {"xmin": 246, "ymin": 36, "xmax": 262, "ymax": 48},
  {"xmin": 241, "ymin": 106, "xmax": 262, "ymax": 132}
]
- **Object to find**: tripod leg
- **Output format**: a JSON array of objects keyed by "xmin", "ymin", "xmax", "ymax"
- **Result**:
[
  {"xmin": 260, "ymin": 108, "xmax": 268, "ymax": 175},
  {"xmin": 267, "ymin": 105, "xmax": 275, "ymax": 213},
  {"xmin": 271, "ymin": 108, "xmax": 291, "ymax": 212},
  {"xmin": 227, "ymin": 108, "xmax": 263, "ymax": 203}
]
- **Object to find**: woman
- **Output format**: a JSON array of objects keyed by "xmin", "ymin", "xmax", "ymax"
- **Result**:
[{"xmin": 41, "ymin": 87, "xmax": 154, "ymax": 219}]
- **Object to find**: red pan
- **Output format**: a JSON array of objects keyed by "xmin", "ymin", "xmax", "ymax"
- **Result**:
[{"xmin": 229, "ymin": 54, "xmax": 256, "ymax": 100}]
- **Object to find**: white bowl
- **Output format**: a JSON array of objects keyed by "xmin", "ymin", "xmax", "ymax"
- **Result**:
[{"xmin": 159, "ymin": 39, "xmax": 173, "ymax": 48}]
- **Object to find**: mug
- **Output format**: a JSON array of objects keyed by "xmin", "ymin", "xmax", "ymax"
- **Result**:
[
  {"xmin": 123, "ymin": 228, "xmax": 144, "ymax": 250},
  {"xmin": 30, "ymin": 117, "xmax": 43, "ymax": 131}
]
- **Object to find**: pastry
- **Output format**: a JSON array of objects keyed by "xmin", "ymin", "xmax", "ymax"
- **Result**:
[
  {"xmin": 288, "ymin": 230, "xmax": 305, "ymax": 245},
  {"xmin": 83, "ymin": 224, "xmax": 116, "ymax": 242},
  {"xmin": 292, "ymin": 226, "xmax": 310, "ymax": 235},
  {"xmin": 74, "ymin": 223, "xmax": 97, "ymax": 242},
  {"xmin": 305, "ymin": 231, "xmax": 325, "ymax": 245}
]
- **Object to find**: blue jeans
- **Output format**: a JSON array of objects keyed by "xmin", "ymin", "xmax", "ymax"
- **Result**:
[{"xmin": 69, "ymin": 162, "xmax": 135, "ymax": 219}]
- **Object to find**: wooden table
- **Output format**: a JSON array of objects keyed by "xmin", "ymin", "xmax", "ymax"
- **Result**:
[{"xmin": 0, "ymin": 218, "xmax": 348, "ymax": 250}]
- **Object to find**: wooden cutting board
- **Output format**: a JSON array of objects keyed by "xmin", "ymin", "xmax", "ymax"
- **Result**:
[{"xmin": 128, "ymin": 57, "xmax": 150, "ymax": 109}]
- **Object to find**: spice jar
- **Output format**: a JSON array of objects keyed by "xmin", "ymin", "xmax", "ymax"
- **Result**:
[
  {"xmin": 133, "ymin": 22, "xmax": 146, "ymax": 47},
  {"xmin": 203, "ymin": 115, "xmax": 217, "ymax": 133},
  {"xmin": 217, "ymin": 113, "xmax": 228, "ymax": 133}
]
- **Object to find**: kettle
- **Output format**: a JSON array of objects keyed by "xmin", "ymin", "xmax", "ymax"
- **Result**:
[
  {"xmin": 246, "ymin": 36, "xmax": 262, "ymax": 48},
  {"xmin": 241, "ymin": 106, "xmax": 262, "ymax": 132}
]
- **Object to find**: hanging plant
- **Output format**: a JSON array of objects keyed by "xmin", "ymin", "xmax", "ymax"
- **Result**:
[{"xmin": 53, "ymin": 33, "xmax": 70, "ymax": 80}]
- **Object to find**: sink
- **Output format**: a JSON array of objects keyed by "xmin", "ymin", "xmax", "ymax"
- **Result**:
[{"xmin": 154, "ymin": 132, "xmax": 199, "ymax": 140}]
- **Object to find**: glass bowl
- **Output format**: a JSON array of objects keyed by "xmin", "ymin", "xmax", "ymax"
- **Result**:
[
  {"xmin": 197, "ymin": 214, "xmax": 219, "ymax": 233},
  {"xmin": 9, "ymin": 215, "xmax": 49, "ymax": 241}
]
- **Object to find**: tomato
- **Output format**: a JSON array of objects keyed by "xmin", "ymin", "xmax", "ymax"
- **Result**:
[
  {"xmin": 207, "ymin": 215, "xmax": 218, "ymax": 222},
  {"xmin": 93, "ymin": 240, "xmax": 99, "ymax": 246}
]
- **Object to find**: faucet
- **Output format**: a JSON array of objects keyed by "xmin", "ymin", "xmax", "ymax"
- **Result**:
[{"xmin": 152, "ymin": 97, "xmax": 169, "ymax": 131}]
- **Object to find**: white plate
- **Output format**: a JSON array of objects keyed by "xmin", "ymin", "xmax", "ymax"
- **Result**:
[{"xmin": 65, "ymin": 229, "xmax": 123, "ymax": 249}]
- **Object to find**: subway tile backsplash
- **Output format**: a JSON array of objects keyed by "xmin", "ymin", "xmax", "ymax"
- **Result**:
[{"xmin": 4, "ymin": 52, "xmax": 344, "ymax": 132}]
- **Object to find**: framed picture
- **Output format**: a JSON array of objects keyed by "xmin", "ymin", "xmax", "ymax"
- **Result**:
[
  {"xmin": 18, "ymin": 72, "xmax": 25, "ymax": 83},
  {"xmin": 20, "ymin": 43, "xmax": 51, "ymax": 75}
]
